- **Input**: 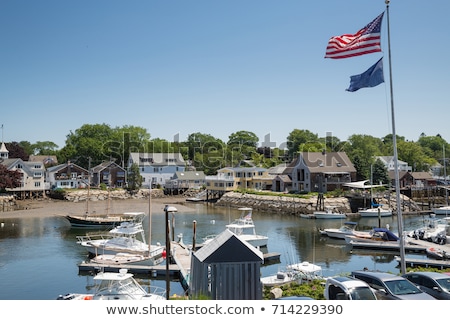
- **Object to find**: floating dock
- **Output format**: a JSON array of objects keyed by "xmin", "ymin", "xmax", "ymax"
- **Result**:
[{"xmin": 395, "ymin": 256, "xmax": 450, "ymax": 269}]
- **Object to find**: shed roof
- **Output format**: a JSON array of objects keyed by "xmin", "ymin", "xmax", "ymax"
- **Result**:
[{"xmin": 194, "ymin": 229, "xmax": 264, "ymax": 263}]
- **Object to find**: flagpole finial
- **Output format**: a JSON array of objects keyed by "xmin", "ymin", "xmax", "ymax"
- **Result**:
[{"xmin": 385, "ymin": 0, "xmax": 390, "ymax": 5}]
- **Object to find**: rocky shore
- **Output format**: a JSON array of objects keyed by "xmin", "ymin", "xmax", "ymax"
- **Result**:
[
  {"xmin": 215, "ymin": 192, "xmax": 422, "ymax": 217},
  {"xmin": 1, "ymin": 189, "xmax": 422, "ymax": 218}
]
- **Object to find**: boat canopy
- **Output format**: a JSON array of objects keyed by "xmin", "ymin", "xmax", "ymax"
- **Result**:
[
  {"xmin": 343, "ymin": 180, "xmax": 387, "ymax": 189},
  {"xmin": 373, "ymin": 228, "xmax": 399, "ymax": 241}
]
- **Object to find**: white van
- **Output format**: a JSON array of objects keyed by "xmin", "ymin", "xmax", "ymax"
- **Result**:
[{"xmin": 324, "ymin": 276, "xmax": 377, "ymax": 300}]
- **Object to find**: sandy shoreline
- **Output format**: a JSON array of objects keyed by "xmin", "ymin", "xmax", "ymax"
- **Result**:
[{"xmin": 0, "ymin": 196, "xmax": 198, "ymax": 219}]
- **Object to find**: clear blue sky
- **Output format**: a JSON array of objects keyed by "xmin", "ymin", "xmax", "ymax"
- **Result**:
[{"xmin": 1, "ymin": 0, "xmax": 449, "ymax": 150}]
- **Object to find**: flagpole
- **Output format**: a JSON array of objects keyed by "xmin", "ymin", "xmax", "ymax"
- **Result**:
[{"xmin": 385, "ymin": 0, "xmax": 406, "ymax": 275}]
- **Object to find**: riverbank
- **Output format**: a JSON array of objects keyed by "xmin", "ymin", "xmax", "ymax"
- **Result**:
[
  {"xmin": 1, "ymin": 189, "xmax": 423, "ymax": 220},
  {"xmin": 0, "ymin": 196, "xmax": 196, "ymax": 219}
]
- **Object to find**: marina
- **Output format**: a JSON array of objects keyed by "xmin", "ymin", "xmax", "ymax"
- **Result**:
[{"xmin": 1, "ymin": 200, "xmax": 449, "ymax": 300}]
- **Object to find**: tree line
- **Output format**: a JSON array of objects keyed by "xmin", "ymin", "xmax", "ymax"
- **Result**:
[{"xmin": 3, "ymin": 123, "xmax": 449, "ymax": 183}]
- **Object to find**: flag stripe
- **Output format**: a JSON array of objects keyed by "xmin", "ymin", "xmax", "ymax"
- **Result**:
[{"xmin": 325, "ymin": 12, "xmax": 384, "ymax": 59}]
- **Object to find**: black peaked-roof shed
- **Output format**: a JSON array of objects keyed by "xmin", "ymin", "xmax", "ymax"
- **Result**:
[{"xmin": 189, "ymin": 229, "xmax": 263, "ymax": 300}]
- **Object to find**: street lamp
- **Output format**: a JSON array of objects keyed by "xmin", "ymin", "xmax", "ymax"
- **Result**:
[{"xmin": 164, "ymin": 204, "xmax": 177, "ymax": 300}]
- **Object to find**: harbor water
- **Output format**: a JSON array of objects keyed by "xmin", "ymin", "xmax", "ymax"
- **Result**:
[{"xmin": 0, "ymin": 202, "xmax": 435, "ymax": 300}]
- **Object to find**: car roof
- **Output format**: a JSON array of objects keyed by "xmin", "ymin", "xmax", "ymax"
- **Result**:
[
  {"xmin": 327, "ymin": 276, "xmax": 370, "ymax": 288},
  {"xmin": 352, "ymin": 270, "xmax": 404, "ymax": 281},
  {"xmin": 404, "ymin": 271, "xmax": 450, "ymax": 280}
]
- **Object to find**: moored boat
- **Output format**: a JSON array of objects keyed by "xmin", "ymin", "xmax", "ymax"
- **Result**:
[
  {"xmin": 320, "ymin": 221, "xmax": 358, "ymax": 239},
  {"xmin": 224, "ymin": 207, "xmax": 268, "ymax": 248},
  {"xmin": 313, "ymin": 206, "xmax": 346, "ymax": 219},
  {"xmin": 426, "ymin": 247, "xmax": 450, "ymax": 260},
  {"xmin": 57, "ymin": 268, "xmax": 166, "ymax": 300},
  {"xmin": 261, "ymin": 269, "xmax": 302, "ymax": 287}
]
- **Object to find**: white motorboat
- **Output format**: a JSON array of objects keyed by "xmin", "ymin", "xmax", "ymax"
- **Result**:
[
  {"xmin": 57, "ymin": 268, "xmax": 166, "ymax": 300},
  {"xmin": 407, "ymin": 216, "xmax": 450, "ymax": 244},
  {"xmin": 286, "ymin": 261, "xmax": 324, "ymax": 281},
  {"xmin": 313, "ymin": 206, "xmax": 346, "ymax": 219},
  {"xmin": 224, "ymin": 207, "xmax": 268, "ymax": 248},
  {"xmin": 261, "ymin": 269, "xmax": 302, "ymax": 287},
  {"xmin": 89, "ymin": 252, "xmax": 165, "ymax": 266},
  {"xmin": 433, "ymin": 206, "xmax": 450, "ymax": 215},
  {"xmin": 77, "ymin": 212, "xmax": 164, "ymax": 257},
  {"xmin": 320, "ymin": 221, "xmax": 358, "ymax": 239},
  {"xmin": 358, "ymin": 204, "xmax": 392, "ymax": 217}
]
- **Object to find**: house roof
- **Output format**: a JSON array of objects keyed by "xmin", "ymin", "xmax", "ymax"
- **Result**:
[
  {"xmin": 388, "ymin": 170, "xmax": 409, "ymax": 180},
  {"xmin": 1, "ymin": 158, "xmax": 44, "ymax": 176},
  {"xmin": 46, "ymin": 162, "xmax": 88, "ymax": 173},
  {"xmin": 298, "ymin": 152, "xmax": 356, "ymax": 173},
  {"xmin": 92, "ymin": 160, "xmax": 125, "ymax": 173},
  {"xmin": 376, "ymin": 156, "xmax": 408, "ymax": 166},
  {"xmin": 173, "ymin": 171, "xmax": 205, "ymax": 180},
  {"xmin": 129, "ymin": 153, "xmax": 185, "ymax": 166},
  {"xmin": 409, "ymin": 172, "xmax": 434, "ymax": 180},
  {"xmin": 274, "ymin": 174, "xmax": 292, "ymax": 183},
  {"xmin": 29, "ymin": 155, "xmax": 58, "ymax": 165},
  {"xmin": 268, "ymin": 163, "xmax": 289, "ymax": 175}
]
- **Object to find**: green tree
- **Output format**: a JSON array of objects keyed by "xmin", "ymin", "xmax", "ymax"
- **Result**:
[
  {"xmin": 372, "ymin": 158, "xmax": 389, "ymax": 186},
  {"xmin": 65, "ymin": 123, "xmax": 115, "ymax": 168},
  {"xmin": 286, "ymin": 129, "xmax": 319, "ymax": 158},
  {"xmin": 32, "ymin": 141, "xmax": 59, "ymax": 155},
  {"xmin": 127, "ymin": 163, "xmax": 142, "ymax": 191},
  {"xmin": 344, "ymin": 134, "xmax": 384, "ymax": 180}
]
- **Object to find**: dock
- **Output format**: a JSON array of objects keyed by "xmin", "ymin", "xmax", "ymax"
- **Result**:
[
  {"xmin": 79, "ymin": 241, "xmax": 281, "ymax": 294},
  {"xmin": 395, "ymin": 256, "xmax": 450, "ymax": 269},
  {"xmin": 78, "ymin": 261, "xmax": 181, "ymax": 277},
  {"xmin": 349, "ymin": 240, "xmax": 427, "ymax": 252},
  {"xmin": 350, "ymin": 237, "xmax": 450, "ymax": 253}
]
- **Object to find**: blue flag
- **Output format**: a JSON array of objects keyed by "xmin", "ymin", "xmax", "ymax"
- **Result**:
[{"xmin": 346, "ymin": 57, "xmax": 384, "ymax": 92}]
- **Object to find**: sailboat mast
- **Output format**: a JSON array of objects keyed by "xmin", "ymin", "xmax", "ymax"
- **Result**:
[
  {"xmin": 385, "ymin": 0, "xmax": 406, "ymax": 274},
  {"xmin": 148, "ymin": 184, "xmax": 152, "ymax": 257},
  {"xmin": 86, "ymin": 157, "xmax": 91, "ymax": 215},
  {"xmin": 444, "ymin": 144, "xmax": 448, "ymax": 206}
]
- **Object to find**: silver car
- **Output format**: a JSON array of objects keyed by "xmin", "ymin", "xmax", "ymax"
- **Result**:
[
  {"xmin": 402, "ymin": 271, "xmax": 450, "ymax": 300},
  {"xmin": 351, "ymin": 270, "xmax": 436, "ymax": 300}
]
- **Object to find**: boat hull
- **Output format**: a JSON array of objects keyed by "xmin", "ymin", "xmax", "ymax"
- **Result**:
[
  {"xmin": 433, "ymin": 206, "xmax": 450, "ymax": 215},
  {"xmin": 66, "ymin": 215, "xmax": 133, "ymax": 229},
  {"xmin": 313, "ymin": 213, "xmax": 346, "ymax": 219},
  {"xmin": 358, "ymin": 208, "xmax": 392, "ymax": 217}
]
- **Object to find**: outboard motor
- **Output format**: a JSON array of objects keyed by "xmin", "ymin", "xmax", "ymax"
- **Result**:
[{"xmin": 435, "ymin": 233, "xmax": 447, "ymax": 245}]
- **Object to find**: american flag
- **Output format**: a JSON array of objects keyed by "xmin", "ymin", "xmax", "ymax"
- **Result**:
[{"xmin": 325, "ymin": 12, "xmax": 384, "ymax": 59}]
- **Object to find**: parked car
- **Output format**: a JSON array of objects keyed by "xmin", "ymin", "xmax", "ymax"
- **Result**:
[
  {"xmin": 402, "ymin": 271, "xmax": 450, "ymax": 300},
  {"xmin": 351, "ymin": 270, "xmax": 436, "ymax": 300},
  {"xmin": 324, "ymin": 276, "xmax": 377, "ymax": 300}
]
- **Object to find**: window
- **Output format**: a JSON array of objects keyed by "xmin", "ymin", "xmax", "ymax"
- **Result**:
[{"xmin": 35, "ymin": 182, "xmax": 41, "ymax": 187}]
